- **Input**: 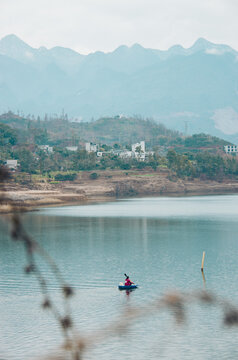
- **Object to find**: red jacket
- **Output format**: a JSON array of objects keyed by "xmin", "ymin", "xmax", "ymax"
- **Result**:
[{"xmin": 125, "ymin": 278, "xmax": 133, "ymax": 286}]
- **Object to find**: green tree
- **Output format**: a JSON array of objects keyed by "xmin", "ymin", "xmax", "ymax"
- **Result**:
[
  {"xmin": 0, "ymin": 124, "xmax": 17, "ymax": 146},
  {"xmin": 31, "ymin": 128, "xmax": 48, "ymax": 145},
  {"xmin": 15, "ymin": 148, "xmax": 37, "ymax": 173}
]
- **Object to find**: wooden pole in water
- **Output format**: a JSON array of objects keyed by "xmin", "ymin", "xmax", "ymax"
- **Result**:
[
  {"xmin": 201, "ymin": 251, "xmax": 205, "ymax": 272},
  {"xmin": 201, "ymin": 269, "xmax": 206, "ymax": 287}
]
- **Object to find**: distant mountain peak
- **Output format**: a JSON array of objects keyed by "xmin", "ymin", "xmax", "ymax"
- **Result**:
[
  {"xmin": 111, "ymin": 43, "xmax": 147, "ymax": 57},
  {"xmin": 190, "ymin": 37, "xmax": 235, "ymax": 56},
  {"xmin": 0, "ymin": 34, "xmax": 31, "ymax": 48},
  {"xmin": 0, "ymin": 34, "xmax": 33, "ymax": 60},
  {"xmin": 2, "ymin": 34, "xmax": 21, "ymax": 41},
  {"xmin": 194, "ymin": 37, "xmax": 211, "ymax": 45},
  {"xmin": 191, "ymin": 38, "xmax": 212, "ymax": 51},
  {"xmin": 169, "ymin": 44, "xmax": 184, "ymax": 50},
  {"xmin": 113, "ymin": 45, "xmax": 129, "ymax": 53},
  {"xmin": 167, "ymin": 44, "xmax": 185, "ymax": 56},
  {"xmin": 131, "ymin": 43, "xmax": 144, "ymax": 50}
]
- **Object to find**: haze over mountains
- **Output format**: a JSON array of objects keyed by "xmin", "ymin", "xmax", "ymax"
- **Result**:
[{"xmin": 1, "ymin": 34, "xmax": 238, "ymax": 141}]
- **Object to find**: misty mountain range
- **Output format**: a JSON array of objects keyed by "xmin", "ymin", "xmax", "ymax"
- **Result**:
[{"xmin": 1, "ymin": 34, "xmax": 238, "ymax": 141}]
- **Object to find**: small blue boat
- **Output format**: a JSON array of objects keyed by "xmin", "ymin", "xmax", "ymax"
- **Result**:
[{"xmin": 118, "ymin": 284, "xmax": 138, "ymax": 290}]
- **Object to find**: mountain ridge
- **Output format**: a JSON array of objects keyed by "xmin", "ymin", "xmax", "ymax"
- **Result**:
[
  {"xmin": 1, "ymin": 34, "xmax": 236, "ymax": 59},
  {"xmin": 1, "ymin": 34, "xmax": 238, "ymax": 142}
]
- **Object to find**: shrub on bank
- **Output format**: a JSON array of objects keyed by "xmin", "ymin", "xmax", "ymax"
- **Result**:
[
  {"xmin": 89, "ymin": 172, "xmax": 99, "ymax": 180},
  {"xmin": 54, "ymin": 172, "xmax": 77, "ymax": 181}
]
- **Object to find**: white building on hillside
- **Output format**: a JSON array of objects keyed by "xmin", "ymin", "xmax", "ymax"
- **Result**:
[
  {"xmin": 85, "ymin": 142, "xmax": 98, "ymax": 152},
  {"xmin": 6, "ymin": 159, "xmax": 19, "ymax": 170},
  {"xmin": 132, "ymin": 141, "xmax": 145, "ymax": 160},
  {"xmin": 119, "ymin": 151, "xmax": 133, "ymax": 159},
  {"xmin": 224, "ymin": 145, "xmax": 238, "ymax": 154},
  {"xmin": 39, "ymin": 145, "xmax": 53, "ymax": 153},
  {"xmin": 66, "ymin": 146, "xmax": 78, "ymax": 152},
  {"xmin": 132, "ymin": 141, "xmax": 145, "ymax": 153}
]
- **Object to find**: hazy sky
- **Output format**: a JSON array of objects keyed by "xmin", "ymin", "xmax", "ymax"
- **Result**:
[{"xmin": 1, "ymin": 0, "xmax": 238, "ymax": 54}]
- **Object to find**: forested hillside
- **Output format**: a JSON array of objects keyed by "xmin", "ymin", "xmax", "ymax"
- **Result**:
[
  {"xmin": 0, "ymin": 111, "xmax": 229, "ymax": 148},
  {"xmin": 0, "ymin": 111, "xmax": 236, "ymax": 182}
]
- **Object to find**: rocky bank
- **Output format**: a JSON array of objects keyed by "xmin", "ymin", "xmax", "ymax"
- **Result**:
[{"xmin": 1, "ymin": 169, "xmax": 238, "ymax": 213}]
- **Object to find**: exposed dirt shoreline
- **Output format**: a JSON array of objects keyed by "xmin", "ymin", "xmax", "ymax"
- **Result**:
[{"xmin": 1, "ymin": 169, "xmax": 238, "ymax": 213}]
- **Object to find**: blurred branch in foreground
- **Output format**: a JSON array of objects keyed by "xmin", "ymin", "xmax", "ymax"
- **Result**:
[
  {"xmin": 1, "ymin": 165, "xmax": 238, "ymax": 360},
  {"xmin": 1, "ymin": 166, "xmax": 77, "ymax": 358},
  {"xmin": 41, "ymin": 289, "xmax": 238, "ymax": 360}
]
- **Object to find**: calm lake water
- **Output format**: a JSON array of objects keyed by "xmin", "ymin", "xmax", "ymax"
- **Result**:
[{"xmin": 1, "ymin": 195, "xmax": 238, "ymax": 359}]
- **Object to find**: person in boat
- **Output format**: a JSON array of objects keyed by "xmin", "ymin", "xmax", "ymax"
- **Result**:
[{"xmin": 124, "ymin": 273, "xmax": 134, "ymax": 286}]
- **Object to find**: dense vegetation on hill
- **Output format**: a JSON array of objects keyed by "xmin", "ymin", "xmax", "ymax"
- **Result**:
[
  {"xmin": 167, "ymin": 149, "xmax": 238, "ymax": 180},
  {"xmin": 0, "ymin": 111, "xmax": 236, "ymax": 182},
  {"xmin": 1, "ymin": 112, "xmax": 181, "ymax": 146},
  {"xmin": 0, "ymin": 111, "xmax": 229, "ymax": 148}
]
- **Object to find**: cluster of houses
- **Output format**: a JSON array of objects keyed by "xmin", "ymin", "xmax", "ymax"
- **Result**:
[
  {"xmin": 3, "ymin": 140, "xmax": 151, "ymax": 172},
  {"xmin": 4, "ymin": 142, "xmax": 238, "ymax": 172},
  {"xmin": 86, "ymin": 140, "xmax": 154, "ymax": 160}
]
